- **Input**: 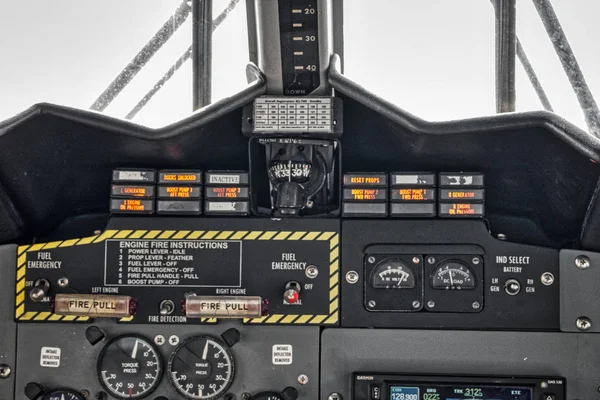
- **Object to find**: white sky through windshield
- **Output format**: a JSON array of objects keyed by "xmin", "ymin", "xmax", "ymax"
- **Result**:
[{"xmin": 0, "ymin": 0, "xmax": 598, "ymax": 132}]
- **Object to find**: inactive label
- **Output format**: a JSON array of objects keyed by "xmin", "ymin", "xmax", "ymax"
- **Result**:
[
  {"xmin": 439, "ymin": 203, "xmax": 484, "ymax": 217},
  {"xmin": 52, "ymin": 294, "xmax": 135, "ymax": 318},
  {"xmin": 105, "ymin": 240, "xmax": 242, "ymax": 287},
  {"xmin": 110, "ymin": 199, "xmax": 154, "ymax": 214},
  {"xmin": 343, "ymin": 188, "xmax": 387, "ymax": 201},
  {"xmin": 439, "ymin": 172, "xmax": 484, "ymax": 187},
  {"xmin": 112, "ymin": 169, "xmax": 156, "ymax": 183},
  {"xmin": 111, "ymin": 184, "xmax": 155, "ymax": 198},
  {"xmin": 391, "ymin": 188, "xmax": 435, "ymax": 201},
  {"xmin": 391, "ymin": 173, "xmax": 435, "ymax": 186},
  {"xmin": 184, "ymin": 296, "xmax": 266, "ymax": 318},
  {"xmin": 205, "ymin": 201, "xmax": 250, "ymax": 215},
  {"xmin": 390, "ymin": 202, "xmax": 436, "ymax": 216},
  {"xmin": 157, "ymin": 186, "xmax": 202, "ymax": 199},
  {"xmin": 158, "ymin": 170, "xmax": 202, "ymax": 184},
  {"xmin": 40, "ymin": 347, "xmax": 61, "ymax": 368},
  {"xmin": 343, "ymin": 173, "xmax": 388, "ymax": 187},
  {"xmin": 205, "ymin": 171, "xmax": 249, "ymax": 185},
  {"xmin": 157, "ymin": 200, "xmax": 202, "ymax": 215},
  {"xmin": 205, "ymin": 186, "xmax": 250, "ymax": 200},
  {"xmin": 439, "ymin": 189, "xmax": 484, "ymax": 201},
  {"xmin": 272, "ymin": 344, "xmax": 293, "ymax": 365}
]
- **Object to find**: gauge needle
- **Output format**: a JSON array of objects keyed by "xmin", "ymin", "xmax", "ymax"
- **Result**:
[
  {"xmin": 449, "ymin": 271, "xmax": 454, "ymax": 286},
  {"xmin": 202, "ymin": 341, "xmax": 209, "ymax": 360},
  {"xmin": 61, "ymin": 395, "xmax": 65, "ymax": 400},
  {"xmin": 131, "ymin": 339, "xmax": 139, "ymax": 359}
]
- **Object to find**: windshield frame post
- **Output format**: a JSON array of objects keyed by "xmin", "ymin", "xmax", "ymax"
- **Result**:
[
  {"xmin": 192, "ymin": 0, "xmax": 213, "ymax": 110},
  {"xmin": 494, "ymin": 0, "xmax": 517, "ymax": 113}
]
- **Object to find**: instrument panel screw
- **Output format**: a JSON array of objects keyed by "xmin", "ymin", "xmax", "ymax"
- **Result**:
[
  {"xmin": 427, "ymin": 301, "xmax": 435, "ymax": 308},
  {"xmin": 57, "ymin": 277, "xmax": 69, "ymax": 288},
  {"xmin": 412, "ymin": 301, "xmax": 421, "ymax": 309},
  {"xmin": 80, "ymin": 390, "xmax": 90, "ymax": 398},
  {"xmin": 0, "ymin": 364, "xmax": 11, "ymax": 379},
  {"xmin": 576, "ymin": 317, "xmax": 592, "ymax": 331},
  {"xmin": 367, "ymin": 256, "xmax": 376, "ymax": 264},
  {"xmin": 368, "ymin": 300, "xmax": 377, "ymax": 308},
  {"xmin": 297, "ymin": 374, "xmax": 309, "ymax": 385},
  {"xmin": 472, "ymin": 301, "xmax": 481, "ymax": 310},
  {"xmin": 472, "ymin": 257, "xmax": 480, "ymax": 265},
  {"xmin": 541, "ymin": 272, "xmax": 555, "ymax": 286},
  {"xmin": 497, "ymin": 233, "xmax": 508, "ymax": 241},
  {"xmin": 241, "ymin": 394, "xmax": 252, "ymax": 400},
  {"xmin": 412, "ymin": 256, "xmax": 420, "ymax": 264},
  {"xmin": 328, "ymin": 393, "xmax": 342, "ymax": 400},
  {"xmin": 154, "ymin": 335, "xmax": 165, "ymax": 346},
  {"xmin": 427, "ymin": 256, "xmax": 436, "ymax": 265},
  {"xmin": 346, "ymin": 271, "xmax": 359, "ymax": 284},
  {"xmin": 306, "ymin": 265, "xmax": 319, "ymax": 279},
  {"xmin": 575, "ymin": 255, "xmax": 591, "ymax": 270},
  {"xmin": 169, "ymin": 335, "xmax": 180, "ymax": 346}
]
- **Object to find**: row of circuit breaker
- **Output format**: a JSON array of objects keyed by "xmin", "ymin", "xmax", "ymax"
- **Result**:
[
  {"xmin": 109, "ymin": 169, "xmax": 250, "ymax": 216},
  {"xmin": 341, "ymin": 172, "xmax": 485, "ymax": 218}
]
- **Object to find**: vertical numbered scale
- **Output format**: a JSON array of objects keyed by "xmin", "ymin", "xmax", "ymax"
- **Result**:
[{"xmin": 279, "ymin": 0, "xmax": 321, "ymax": 95}]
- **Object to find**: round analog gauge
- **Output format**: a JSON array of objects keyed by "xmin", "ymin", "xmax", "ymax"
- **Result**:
[
  {"xmin": 168, "ymin": 335, "xmax": 235, "ymax": 400},
  {"xmin": 43, "ymin": 390, "xmax": 84, "ymax": 400},
  {"xmin": 97, "ymin": 334, "xmax": 163, "ymax": 399},
  {"xmin": 431, "ymin": 261, "xmax": 477, "ymax": 290},
  {"xmin": 370, "ymin": 258, "xmax": 417, "ymax": 289}
]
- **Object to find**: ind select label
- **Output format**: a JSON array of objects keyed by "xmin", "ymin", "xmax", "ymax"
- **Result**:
[{"xmin": 253, "ymin": 97, "xmax": 333, "ymax": 133}]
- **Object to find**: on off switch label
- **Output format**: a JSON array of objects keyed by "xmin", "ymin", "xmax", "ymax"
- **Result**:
[{"xmin": 105, "ymin": 240, "xmax": 242, "ymax": 287}]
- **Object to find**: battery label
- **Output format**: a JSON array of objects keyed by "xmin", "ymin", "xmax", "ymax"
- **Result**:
[{"xmin": 105, "ymin": 240, "xmax": 242, "ymax": 287}]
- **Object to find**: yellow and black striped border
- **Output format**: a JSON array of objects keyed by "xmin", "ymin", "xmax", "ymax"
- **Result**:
[{"xmin": 16, "ymin": 229, "xmax": 339, "ymax": 325}]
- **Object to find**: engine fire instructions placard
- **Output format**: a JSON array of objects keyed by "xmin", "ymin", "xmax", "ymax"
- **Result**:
[{"xmin": 105, "ymin": 239, "xmax": 242, "ymax": 287}]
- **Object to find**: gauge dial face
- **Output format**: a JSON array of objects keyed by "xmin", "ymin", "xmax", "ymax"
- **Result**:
[
  {"xmin": 431, "ymin": 261, "xmax": 476, "ymax": 290},
  {"xmin": 97, "ymin": 334, "xmax": 163, "ymax": 399},
  {"xmin": 370, "ymin": 258, "xmax": 417, "ymax": 289},
  {"xmin": 168, "ymin": 336, "xmax": 235, "ymax": 400},
  {"xmin": 43, "ymin": 390, "xmax": 84, "ymax": 400}
]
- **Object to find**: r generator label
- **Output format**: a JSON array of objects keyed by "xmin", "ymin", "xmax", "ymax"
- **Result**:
[{"xmin": 104, "ymin": 239, "xmax": 242, "ymax": 287}]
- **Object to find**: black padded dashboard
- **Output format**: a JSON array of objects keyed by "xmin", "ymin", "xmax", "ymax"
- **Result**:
[{"xmin": 1, "ymin": 58, "xmax": 600, "ymax": 400}]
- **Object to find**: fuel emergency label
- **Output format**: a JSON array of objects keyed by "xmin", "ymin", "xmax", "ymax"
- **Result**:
[{"xmin": 104, "ymin": 240, "xmax": 242, "ymax": 288}]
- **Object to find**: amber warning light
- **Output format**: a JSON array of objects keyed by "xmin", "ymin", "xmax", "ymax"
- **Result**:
[
  {"xmin": 110, "ymin": 199, "xmax": 154, "ymax": 214},
  {"xmin": 391, "ymin": 188, "xmax": 435, "ymax": 201},
  {"xmin": 158, "ymin": 186, "xmax": 201, "ymax": 199},
  {"xmin": 111, "ymin": 185, "xmax": 154, "ymax": 198}
]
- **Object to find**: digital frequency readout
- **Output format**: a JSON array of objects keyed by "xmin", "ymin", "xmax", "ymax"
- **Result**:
[{"xmin": 390, "ymin": 384, "xmax": 532, "ymax": 400}]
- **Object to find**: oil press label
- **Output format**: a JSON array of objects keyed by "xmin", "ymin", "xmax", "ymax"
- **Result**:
[{"xmin": 104, "ymin": 240, "xmax": 242, "ymax": 287}]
